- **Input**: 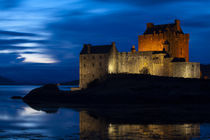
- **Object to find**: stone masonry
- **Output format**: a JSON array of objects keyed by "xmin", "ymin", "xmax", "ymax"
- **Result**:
[{"xmin": 79, "ymin": 20, "xmax": 200, "ymax": 89}]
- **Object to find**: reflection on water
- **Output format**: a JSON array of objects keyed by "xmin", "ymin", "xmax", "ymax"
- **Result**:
[
  {"xmin": 0, "ymin": 85, "xmax": 80, "ymax": 139},
  {"xmin": 1, "ymin": 85, "xmax": 210, "ymax": 139},
  {"xmin": 80, "ymin": 111, "xmax": 200, "ymax": 140},
  {"xmin": 18, "ymin": 107, "xmax": 45, "ymax": 117}
]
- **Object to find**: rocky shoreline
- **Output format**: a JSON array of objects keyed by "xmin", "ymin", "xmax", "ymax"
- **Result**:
[
  {"xmin": 20, "ymin": 74, "xmax": 210, "ymax": 123},
  {"xmin": 22, "ymin": 74, "xmax": 210, "ymax": 105}
]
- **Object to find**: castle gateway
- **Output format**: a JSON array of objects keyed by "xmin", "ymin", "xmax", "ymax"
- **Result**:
[{"xmin": 79, "ymin": 20, "xmax": 200, "ymax": 88}]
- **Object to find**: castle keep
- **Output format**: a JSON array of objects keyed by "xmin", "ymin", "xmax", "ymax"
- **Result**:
[
  {"xmin": 139, "ymin": 20, "xmax": 189, "ymax": 62},
  {"xmin": 79, "ymin": 20, "xmax": 200, "ymax": 88}
]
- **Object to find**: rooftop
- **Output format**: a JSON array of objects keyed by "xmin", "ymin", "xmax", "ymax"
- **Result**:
[
  {"xmin": 144, "ymin": 20, "xmax": 184, "ymax": 34},
  {"xmin": 80, "ymin": 44, "xmax": 113, "ymax": 54}
]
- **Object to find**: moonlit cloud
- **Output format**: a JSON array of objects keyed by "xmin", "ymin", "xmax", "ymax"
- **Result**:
[
  {"xmin": 18, "ymin": 53, "xmax": 58, "ymax": 64},
  {"xmin": 14, "ymin": 42, "xmax": 42, "ymax": 47}
]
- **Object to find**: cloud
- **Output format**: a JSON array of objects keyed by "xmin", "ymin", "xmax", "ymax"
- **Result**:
[
  {"xmin": 183, "ymin": 14, "xmax": 210, "ymax": 29},
  {"xmin": 0, "ymin": 53, "xmax": 23, "ymax": 66},
  {"xmin": 0, "ymin": 29, "xmax": 56, "ymax": 64},
  {"xmin": 92, "ymin": 0, "xmax": 210, "ymax": 6},
  {"xmin": 0, "ymin": 0, "xmax": 23, "ymax": 9},
  {"xmin": 18, "ymin": 53, "xmax": 58, "ymax": 64},
  {"xmin": 0, "ymin": 39, "xmax": 46, "ymax": 47},
  {"xmin": 0, "ymin": 30, "xmax": 37, "ymax": 37}
]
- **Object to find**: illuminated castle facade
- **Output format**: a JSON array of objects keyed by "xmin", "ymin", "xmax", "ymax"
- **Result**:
[{"xmin": 79, "ymin": 20, "xmax": 200, "ymax": 88}]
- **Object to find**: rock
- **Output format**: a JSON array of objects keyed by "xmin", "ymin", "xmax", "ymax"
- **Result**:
[
  {"xmin": 11, "ymin": 96, "xmax": 22, "ymax": 99},
  {"xmin": 23, "ymin": 84, "xmax": 62, "ymax": 102},
  {"xmin": 42, "ymin": 84, "xmax": 60, "ymax": 91}
]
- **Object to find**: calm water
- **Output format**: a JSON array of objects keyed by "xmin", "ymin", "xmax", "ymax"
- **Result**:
[{"xmin": 0, "ymin": 85, "xmax": 210, "ymax": 140}]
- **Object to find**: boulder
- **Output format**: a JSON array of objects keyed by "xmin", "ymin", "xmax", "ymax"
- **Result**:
[{"xmin": 23, "ymin": 84, "xmax": 62, "ymax": 102}]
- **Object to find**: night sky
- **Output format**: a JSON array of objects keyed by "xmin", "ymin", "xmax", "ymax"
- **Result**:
[{"xmin": 0, "ymin": 0, "xmax": 210, "ymax": 84}]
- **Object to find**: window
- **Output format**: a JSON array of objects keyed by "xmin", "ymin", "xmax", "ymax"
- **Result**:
[
  {"xmin": 83, "ymin": 56, "xmax": 86, "ymax": 59},
  {"xmin": 92, "ymin": 56, "xmax": 95, "ymax": 60},
  {"xmin": 99, "ymin": 56, "xmax": 102, "ymax": 59},
  {"xmin": 92, "ymin": 63, "xmax": 95, "ymax": 67},
  {"xmin": 92, "ymin": 74, "xmax": 94, "ymax": 78},
  {"xmin": 181, "ymin": 48, "xmax": 182, "ymax": 56},
  {"xmin": 84, "ymin": 64, "xmax": 86, "ymax": 67},
  {"xmin": 99, "ymin": 62, "xmax": 102, "ymax": 67},
  {"xmin": 153, "ymin": 57, "xmax": 158, "ymax": 60}
]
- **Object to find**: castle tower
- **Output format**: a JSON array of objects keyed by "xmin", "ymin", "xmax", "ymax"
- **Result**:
[
  {"xmin": 79, "ymin": 42, "xmax": 118, "ymax": 88},
  {"xmin": 138, "ymin": 20, "xmax": 189, "ymax": 62}
]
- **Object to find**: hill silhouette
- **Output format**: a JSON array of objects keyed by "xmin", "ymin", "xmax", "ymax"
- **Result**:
[{"xmin": 0, "ymin": 75, "xmax": 14, "ymax": 85}]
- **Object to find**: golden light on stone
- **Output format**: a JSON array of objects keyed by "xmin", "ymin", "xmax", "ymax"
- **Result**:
[{"xmin": 79, "ymin": 20, "xmax": 200, "ymax": 88}]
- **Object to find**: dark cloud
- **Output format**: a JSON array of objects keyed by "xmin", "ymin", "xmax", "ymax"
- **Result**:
[
  {"xmin": 0, "ymin": 53, "xmax": 23, "ymax": 66},
  {"xmin": 0, "ymin": 39, "xmax": 47, "ymax": 46},
  {"xmin": 0, "ymin": 0, "xmax": 23, "ymax": 9},
  {"xmin": 92, "ymin": 0, "xmax": 209, "ymax": 6},
  {"xmin": 183, "ymin": 14, "xmax": 210, "ymax": 29},
  {"xmin": 0, "ymin": 30, "xmax": 37, "ymax": 37}
]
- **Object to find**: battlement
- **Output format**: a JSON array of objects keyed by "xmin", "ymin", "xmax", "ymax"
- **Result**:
[{"xmin": 144, "ymin": 19, "xmax": 183, "ymax": 35}]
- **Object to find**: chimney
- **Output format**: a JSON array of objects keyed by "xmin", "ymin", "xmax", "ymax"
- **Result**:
[
  {"xmin": 87, "ymin": 44, "xmax": 91, "ymax": 54},
  {"xmin": 83, "ymin": 44, "xmax": 87, "ymax": 48},
  {"xmin": 147, "ymin": 23, "xmax": 154, "ymax": 29},
  {"xmin": 112, "ymin": 42, "xmax": 116, "ymax": 47},
  {"xmin": 175, "ymin": 19, "xmax": 181, "ymax": 31}
]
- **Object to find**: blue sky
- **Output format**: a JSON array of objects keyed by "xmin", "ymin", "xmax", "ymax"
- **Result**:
[{"xmin": 0, "ymin": 0, "xmax": 210, "ymax": 83}]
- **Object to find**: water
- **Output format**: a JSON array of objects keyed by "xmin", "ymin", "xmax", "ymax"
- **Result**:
[
  {"xmin": 0, "ymin": 85, "xmax": 80, "ymax": 139},
  {"xmin": 0, "ymin": 85, "xmax": 210, "ymax": 139}
]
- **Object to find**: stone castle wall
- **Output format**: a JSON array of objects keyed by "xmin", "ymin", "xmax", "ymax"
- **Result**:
[
  {"xmin": 79, "ymin": 53, "xmax": 109, "ymax": 88},
  {"xmin": 138, "ymin": 33, "xmax": 189, "ymax": 62},
  {"xmin": 117, "ymin": 51, "xmax": 174, "ymax": 77},
  {"xmin": 138, "ymin": 20, "xmax": 190, "ymax": 62},
  {"xmin": 80, "ymin": 51, "xmax": 200, "ymax": 88},
  {"xmin": 116, "ymin": 52, "xmax": 154, "ymax": 75},
  {"xmin": 169, "ymin": 62, "xmax": 200, "ymax": 78}
]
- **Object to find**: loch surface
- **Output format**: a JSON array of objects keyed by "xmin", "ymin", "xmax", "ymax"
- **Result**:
[{"xmin": 0, "ymin": 85, "xmax": 210, "ymax": 139}]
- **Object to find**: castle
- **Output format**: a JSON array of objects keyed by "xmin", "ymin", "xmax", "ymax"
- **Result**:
[{"xmin": 79, "ymin": 20, "xmax": 200, "ymax": 89}]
